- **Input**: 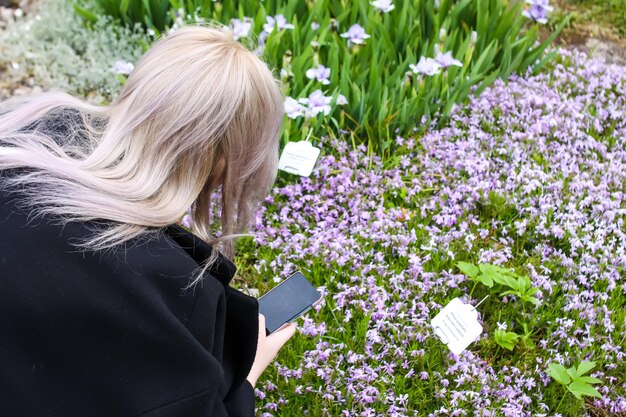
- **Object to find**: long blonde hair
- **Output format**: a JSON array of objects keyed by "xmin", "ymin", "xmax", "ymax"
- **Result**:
[{"xmin": 0, "ymin": 24, "xmax": 284, "ymax": 270}]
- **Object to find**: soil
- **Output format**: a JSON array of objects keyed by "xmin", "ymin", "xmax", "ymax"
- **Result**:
[
  {"xmin": 0, "ymin": 0, "xmax": 42, "ymax": 99},
  {"xmin": 0, "ymin": 0, "xmax": 37, "ymax": 28},
  {"xmin": 545, "ymin": 0, "xmax": 626, "ymax": 66},
  {"xmin": 540, "ymin": 24, "xmax": 626, "ymax": 66}
]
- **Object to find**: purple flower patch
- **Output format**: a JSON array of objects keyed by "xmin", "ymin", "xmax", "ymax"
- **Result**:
[{"xmin": 250, "ymin": 48, "xmax": 626, "ymax": 416}]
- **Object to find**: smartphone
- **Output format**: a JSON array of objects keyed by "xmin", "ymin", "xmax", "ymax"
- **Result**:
[{"xmin": 258, "ymin": 271, "xmax": 323, "ymax": 335}]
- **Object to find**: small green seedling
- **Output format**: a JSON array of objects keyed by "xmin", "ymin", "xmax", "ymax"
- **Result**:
[
  {"xmin": 457, "ymin": 262, "xmax": 540, "ymax": 306},
  {"xmin": 500, "ymin": 275, "xmax": 540, "ymax": 306},
  {"xmin": 457, "ymin": 262, "xmax": 516, "ymax": 288},
  {"xmin": 494, "ymin": 328, "xmax": 520, "ymax": 351},
  {"xmin": 547, "ymin": 361, "xmax": 602, "ymax": 400}
]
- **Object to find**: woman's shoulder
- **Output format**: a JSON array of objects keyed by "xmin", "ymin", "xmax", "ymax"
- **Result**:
[
  {"xmin": 0, "ymin": 188, "xmax": 226, "ymax": 338},
  {"xmin": 0, "ymin": 193, "xmax": 250, "ymax": 416},
  {"xmin": 0, "ymin": 168, "xmax": 235, "ymax": 288},
  {"xmin": 0, "ymin": 183, "xmax": 200, "ymax": 284},
  {"xmin": 163, "ymin": 223, "xmax": 237, "ymax": 286}
]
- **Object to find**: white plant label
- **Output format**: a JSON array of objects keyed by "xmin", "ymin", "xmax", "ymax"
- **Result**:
[
  {"xmin": 278, "ymin": 141, "xmax": 320, "ymax": 177},
  {"xmin": 431, "ymin": 297, "xmax": 483, "ymax": 356}
]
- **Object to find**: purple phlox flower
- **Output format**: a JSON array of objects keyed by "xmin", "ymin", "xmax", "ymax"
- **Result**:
[
  {"xmin": 263, "ymin": 14, "xmax": 295, "ymax": 33},
  {"xmin": 284, "ymin": 97, "xmax": 306, "ymax": 119},
  {"xmin": 340, "ymin": 24, "xmax": 371, "ymax": 45},
  {"xmin": 410, "ymin": 56, "xmax": 442, "ymax": 76},
  {"xmin": 370, "ymin": 0, "xmax": 395, "ymax": 13},
  {"xmin": 181, "ymin": 213, "xmax": 193, "ymax": 228},
  {"xmin": 298, "ymin": 90, "xmax": 333, "ymax": 117},
  {"xmin": 336, "ymin": 94, "xmax": 348, "ymax": 105},
  {"xmin": 435, "ymin": 51, "xmax": 463, "ymax": 69},
  {"xmin": 311, "ymin": 21, "xmax": 320, "ymax": 30},
  {"xmin": 522, "ymin": 0, "xmax": 553, "ymax": 24},
  {"xmin": 112, "ymin": 60, "xmax": 134, "ymax": 75},
  {"xmin": 305, "ymin": 65, "xmax": 331, "ymax": 85},
  {"xmin": 230, "ymin": 17, "xmax": 252, "ymax": 40}
]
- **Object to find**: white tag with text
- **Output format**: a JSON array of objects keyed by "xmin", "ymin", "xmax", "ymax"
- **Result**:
[
  {"xmin": 431, "ymin": 297, "xmax": 483, "ymax": 356},
  {"xmin": 278, "ymin": 141, "xmax": 320, "ymax": 177}
]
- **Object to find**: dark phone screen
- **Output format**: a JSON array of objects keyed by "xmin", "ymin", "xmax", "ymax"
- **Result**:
[{"xmin": 258, "ymin": 272, "xmax": 321, "ymax": 334}]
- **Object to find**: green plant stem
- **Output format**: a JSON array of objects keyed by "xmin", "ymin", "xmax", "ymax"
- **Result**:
[
  {"xmin": 555, "ymin": 389, "xmax": 567, "ymax": 413},
  {"xmin": 469, "ymin": 281, "xmax": 478, "ymax": 297}
]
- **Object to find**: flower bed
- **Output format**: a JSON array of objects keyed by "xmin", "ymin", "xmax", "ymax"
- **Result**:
[{"xmin": 239, "ymin": 49, "xmax": 626, "ymax": 416}]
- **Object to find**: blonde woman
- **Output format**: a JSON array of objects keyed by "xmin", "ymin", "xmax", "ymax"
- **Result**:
[{"xmin": 0, "ymin": 24, "xmax": 295, "ymax": 416}]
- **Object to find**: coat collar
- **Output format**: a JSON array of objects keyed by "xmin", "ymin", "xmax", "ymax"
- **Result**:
[{"xmin": 164, "ymin": 223, "xmax": 236, "ymax": 286}]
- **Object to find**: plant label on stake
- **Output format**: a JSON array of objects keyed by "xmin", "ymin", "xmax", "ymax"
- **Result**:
[
  {"xmin": 278, "ymin": 140, "xmax": 320, "ymax": 177},
  {"xmin": 430, "ymin": 296, "xmax": 487, "ymax": 356}
]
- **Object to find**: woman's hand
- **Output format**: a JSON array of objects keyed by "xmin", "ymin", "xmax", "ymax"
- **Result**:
[{"xmin": 246, "ymin": 314, "xmax": 296, "ymax": 387}]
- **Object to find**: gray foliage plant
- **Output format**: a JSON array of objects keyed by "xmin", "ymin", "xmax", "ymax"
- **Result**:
[{"xmin": 0, "ymin": 0, "xmax": 149, "ymax": 103}]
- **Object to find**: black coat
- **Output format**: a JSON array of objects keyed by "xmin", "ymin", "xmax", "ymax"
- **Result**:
[{"xmin": 0, "ymin": 171, "xmax": 259, "ymax": 417}]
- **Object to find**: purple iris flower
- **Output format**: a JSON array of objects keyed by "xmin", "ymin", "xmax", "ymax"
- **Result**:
[
  {"xmin": 305, "ymin": 65, "xmax": 331, "ymax": 85},
  {"xmin": 230, "ymin": 17, "xmax": 252, "ymax": 40},
  {"xmin": 410, "ymin": 57, "xmax": 442, "ymax": 76},
  {"xmin": 370, "ymin": 0, "xmax": 395, "ymax": 13},
  {"xmin": 263, "ymin": 14, "xmax": 295, "ymax": 33},
  {"xmin": 435, "ymin": 51, "xmax": 463, "ymax": 69},
  {"xmin": 284, "ymin": 97, "xmax": 306, "ymax": 119},
  {"xmin": 522, "ymin": 0, "xmax": 553, "ymax": 24},
  {"xmin": 340, "ymin": 24, "xmax": 371, "ymax": 45},
  {"xmin": 298, "ymin": 90, "xmax": 332, "ymax": 117}
]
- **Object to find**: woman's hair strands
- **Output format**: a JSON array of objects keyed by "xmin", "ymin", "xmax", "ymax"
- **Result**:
[{"xmin": 0, "ymin": 23, "xmax": 285, "ymax": 286}]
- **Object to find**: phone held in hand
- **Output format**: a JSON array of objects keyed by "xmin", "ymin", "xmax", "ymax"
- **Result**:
[{"xmin": 258, "ymin": 271, "xmax": 322, "ymax": 335}]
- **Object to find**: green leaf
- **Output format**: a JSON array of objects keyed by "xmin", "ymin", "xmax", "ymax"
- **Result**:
[
  {"xmin": 574, "ymin": 376, "xmax": 602, "ymax": 384},
  {"xmin": 478, "ymin": 263, "xmax": 518, "ymax": 288},
  {"xmin": 475, "ymin": 273, "xmax": 494, "ymax": 288},
  {"xmin": 567, "ymin": 381, "xmax": 602, "ymax": 399},
  {"xmin": 496, "ymin": 274, "xmax": 519, "ymax": 289},
  {"xmin": 576, "ymin": 361, "xmax": 596, "ymax": 377},
  {"xmin": 567, "ymin": 366, "xmax": 578, "ymax": 381},
  {"xmin": 73, "ymin": 4, "xmax": 99, "ymax": 22},
  {"xmin": 517, "ymin": 276, "xmax": 530, "ymax": 292},
  {"xmin": 525, "ymin": 287, "xmax": 540, "ymax": 296},
  {"xmin": 567, "ymin": 385, "xmax": 583, "ymax": 400},
  {"xmin": 494, "ymin": 328, "xmax": 519, "ymax": 351},
  {"xmin": 521, "ymin": 295, "xmax": 540, "ymax": 306},
  {"xmin": 480, "ymin": 264, "xmax": 514, "ymax": 275},
  {"xmin": 457, "ymin": 261, "xmax": 479, "ymax": 278},
  {"xmin": 547, "ymin": 363, "xmax": 571, "ymax": 386}
]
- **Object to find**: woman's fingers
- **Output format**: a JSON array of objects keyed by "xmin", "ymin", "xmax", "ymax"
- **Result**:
[
  {"xmin": 267, "ymin": 322, "xmax": 297, "ymax": 349},
  {"xmin": 247, "ymin": 317, "xmax": 297, "ymax": 387},
  {"xmin": 256, "ymin": 314, "xmax": 266, "ymax": 345}
]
